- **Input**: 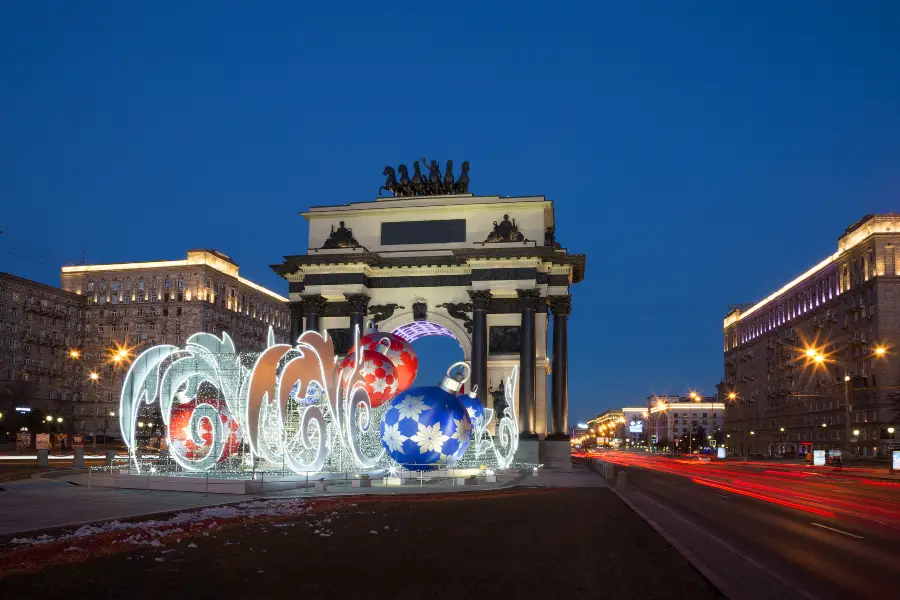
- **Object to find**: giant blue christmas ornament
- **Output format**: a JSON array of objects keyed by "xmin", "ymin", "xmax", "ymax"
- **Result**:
[
  {"xmin": 380, "ymin": 362, "xmax": 472, "ymax": 471},
  {"xmin": 460, "ymin": 385, "xmax": 485, "ymax": 429}
]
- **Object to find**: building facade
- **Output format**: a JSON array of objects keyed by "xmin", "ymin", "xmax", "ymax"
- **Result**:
[
  {"xmin": 720, "ymin": 214, "xmax": 900, "ymax": 457},
  {"xmin": 57, "ymin": 249, "xmax": 290, "ymax": 437},
  {"xmin": 0, "ymin": 273, "xmax": 86, "ymax": 417},
  {"xmin": 587, "ymin": 407, "xmax": 649, "ymax": 447},
  {"xmin": 272, "ymin": 192, "xmax": 585, "ymax": 467},
  {"xmin": 647, "ymin": 396, "xmax": 724, "ymax": 451},
  {"xmin": 1, "ymin": 249, "xmax": 291, "ymax": 439}
]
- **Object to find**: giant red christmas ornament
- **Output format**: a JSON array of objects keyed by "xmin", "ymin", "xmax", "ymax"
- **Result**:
[
  {"xmin": 168, "ymin": 396, "xmax": 240, "ymax": 463},
  {"xmin": 353, "ymin": 331, "xmax": 419, "ymax": 395},
  {"xmin": 340, "ymin": 348, "xmax": 398, "ymax": 407}
]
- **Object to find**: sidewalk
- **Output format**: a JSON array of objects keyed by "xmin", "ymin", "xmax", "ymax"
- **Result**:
[{"xmin": 0, "ymin": 468, "xmax": 522, "ymax": 537}]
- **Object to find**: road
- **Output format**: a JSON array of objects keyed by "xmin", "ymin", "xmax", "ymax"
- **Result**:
[{"xmin": 592, "ymin": 452, "xmax": 900, "ymax": 600}]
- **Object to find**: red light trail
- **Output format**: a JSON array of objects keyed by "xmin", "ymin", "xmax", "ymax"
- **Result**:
[{"xmin": 587, "ymin": 451, "xmax": 900, "ymax": 530}]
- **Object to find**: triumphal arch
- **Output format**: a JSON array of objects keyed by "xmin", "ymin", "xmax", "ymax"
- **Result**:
[{"xmin": 272, "ymin": 160, "xmax": 585, "ymax": 467}]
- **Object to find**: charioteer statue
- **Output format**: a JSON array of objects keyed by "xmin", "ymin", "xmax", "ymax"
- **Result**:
[{"xmin": 379, "ymin": 157, "xmax": 470, "ymax": 197}]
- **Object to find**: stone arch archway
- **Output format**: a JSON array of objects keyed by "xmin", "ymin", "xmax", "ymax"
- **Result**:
[{"xmin": 378, "ymin": 310, "xmax": 472, "ymax": 362}]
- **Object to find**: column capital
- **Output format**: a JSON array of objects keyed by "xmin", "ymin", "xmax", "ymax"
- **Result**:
[
  {"xmin": 344, "ymin": 293, "xmax": 371, "ymax": 313},
  {"xmin": 516, "ymin": 288, "xmax": 541, "ymax": 311},
  {"xmin": 467, "ymin": 289, "xmax": 493, "ymax": 310},
  {"xmin": 301, "ymin": 294, "xmax": 328, "ymax": 313},
  {"xmin": 548, "ymin": 295, "xmax": 571, "ymax": 316}
]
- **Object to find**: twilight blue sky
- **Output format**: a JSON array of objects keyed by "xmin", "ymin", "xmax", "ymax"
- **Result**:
[{"xmin": 2, "ymin": 1, "xmax": 899, "ymax": 423}]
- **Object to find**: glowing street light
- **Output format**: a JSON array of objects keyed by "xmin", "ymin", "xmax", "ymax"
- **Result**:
[
  {"xmin": 875, "ymin": 346, "xmax": 887, "ymax": 356},
  {"xmin": 89, "ymin": 371, "xmax": 99, "ymax": 382},
  {"xmin": 821, "ymin": 423, "xmax": 827, "ymax": 428},
  {"xmin": 779, "ymin": 427, "xmax": 785, "ymax": 432},
  {"xmin": 889, "ymin": 427, "xmax": 895, "ymax": 435},
  {"xmin": 689, "ymin": 391, "xmax": 699, "ymax": 400},
  {"xmin": 844, "ymin": 375, "xmax": 851, "ymax": 382},
  {"xmin": 46, "ymin": 415, "xmax": 53, "ymax": 422},
  {"xmin": 727, "ymin": 392, "xmax": 737, "ymax": 401},
  {"xmin": 805, "ymin": 347, "xmax": 818, "ymax": 358},
  {"xmin": 69, "ymin": 349, "xmax": 80, "ymax": 359},
  {"xmin": 56, "ymin": 417, "xmax": 63, "ymax": 423},
  {"xmin": 853, "ymin": 429, "xmax": 860, "ymax": 436},
  {"xmin": 750, "ymin": 431, "xmax": 755, "ymax": 435}
]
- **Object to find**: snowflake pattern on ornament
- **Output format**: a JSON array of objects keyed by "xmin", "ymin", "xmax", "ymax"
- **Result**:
[
  {"xmin": 359, "ymin": 334, "xmax": 418, "ymax": 395},
  {"xmin": 396, "ymin": 395, "xmax": 430, "ymax": 421},
  {"xmin": 411, "ymin": 422, "xmax": 449, "ymax": 453},
  {"xmin": 340, "ymin": 351, "xmax": 397, "ymax": 407},
  {"xmin": 451, "ymin": 416, "xmax": 471, "ymax": 445},
  {"xmin": 381, "ymin": 423, "xmax": 408, "ymax": 454}
]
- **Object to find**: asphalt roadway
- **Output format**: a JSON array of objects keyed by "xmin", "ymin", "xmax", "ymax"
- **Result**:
[{"xmin": 596, "ymin": 452, "xmax": 899, "ymax": 600}]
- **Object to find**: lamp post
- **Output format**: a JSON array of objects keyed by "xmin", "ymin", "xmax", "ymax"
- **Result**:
[
  {"xmin": 889, "ymin": 427, "xmax": 896, "ymax": 473},
  {"xmin": 804, "ymin": 344, "xmax": 887, "ymax": 462}
]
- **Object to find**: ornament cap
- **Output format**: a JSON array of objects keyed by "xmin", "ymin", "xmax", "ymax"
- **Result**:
[
  {"xmin": 467, "ymin": 384, "xmax": 479, "ymax": 398},
  {"xmin": 438, "ymin": 361, "xmax": 471, "ymax": 394},
  {"xmin": 374, "ymin": 337, "xmax": 391, "ymax": 356}
]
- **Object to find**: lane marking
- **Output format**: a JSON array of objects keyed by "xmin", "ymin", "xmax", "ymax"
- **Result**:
[
  {"xmin": 809, "ymin": 522, "xmax": 864, "ymax": 539},
  {"xmin": 715, "ymin": 493, "xmax": 730, "ymax": 500}
]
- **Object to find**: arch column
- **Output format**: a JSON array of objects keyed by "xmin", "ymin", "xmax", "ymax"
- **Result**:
[
  {"xmin": 302, "ymin": 295, "xmax": 328, "ymax": 332},
  {"xmin": 467, "ymin": 290, "xmax": 492, "ymax": 407},
  {"xmin": 517, "ymin": 289, "xmax": 540, "ymax": 437},
  {"xmin": 345, "ymin": 293, "xmax": 371, "ymax": 335},
  {"xmin": 289, "ymin": 301, "xmax": 304, "ymax": 345},
  {"xmin": 548, "ymin": 296, "xmax": 571, "ymax": 439}
]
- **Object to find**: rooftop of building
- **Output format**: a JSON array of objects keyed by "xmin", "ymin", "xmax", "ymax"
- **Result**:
[
  {"xmin": 724, "ymin": 213, "xmax": 900, "ymax": 328},
  {"xmin": 0, "ymin": 272, "xmax": 85, "ymax": 301},
  {"xmin": 304, "ymin": 193, "xmax": 551, "ymax": 215},
  {"xmin": 60, "ymin": 250, "xmax": 288, "ymax": 302}
]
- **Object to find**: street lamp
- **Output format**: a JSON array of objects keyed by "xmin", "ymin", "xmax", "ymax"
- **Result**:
[
  {"xmin": 69, "ymin": 349, "xmax": 80, "ymax": 359},
  {"xmin": 89, "ymin": 371, "xmax": 99, "ymax": 382},
  {"xmin": 727, "ymin": 392, "xmax": 737, "ymax": 401},
  {"xmin": 802, "ymin": 344, "xmax": 889, "ymax": 460}
]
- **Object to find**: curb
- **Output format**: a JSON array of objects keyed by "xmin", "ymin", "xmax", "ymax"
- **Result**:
[{"xmin": 612, "ymin": 488, "xmax": 737, "ymax": 600}]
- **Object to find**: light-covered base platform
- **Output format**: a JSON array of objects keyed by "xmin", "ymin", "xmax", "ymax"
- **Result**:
[{"xmin": 109, "ymin": 468, "xmax": 497, "ymax": 495}]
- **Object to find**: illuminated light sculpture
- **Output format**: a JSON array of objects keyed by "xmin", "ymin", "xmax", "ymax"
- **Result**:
[
  {"xmin": 380, "ymin": 362, "xmax": 472, "ymax": 470},
  {"xmin": 169, "ymin": 394, "xmax": 241, "ymax": 467},
  {"xmin": 354, "ymin": 330, "xmax": 419, "ymax": 396},
  {"xmin": 119, "ymin": 324, "xmax": 523, "ymax": 476},
  {"xmin": 465, "ymin": 366, "xmax": 519, "ymax": 470},
  {"xmin": 460, "ymin": 385, "xmax": 486, "ymax": 429},
  {"xmin": 339, "ymin": 338, "xmax": 399, "ymax": 407}
]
